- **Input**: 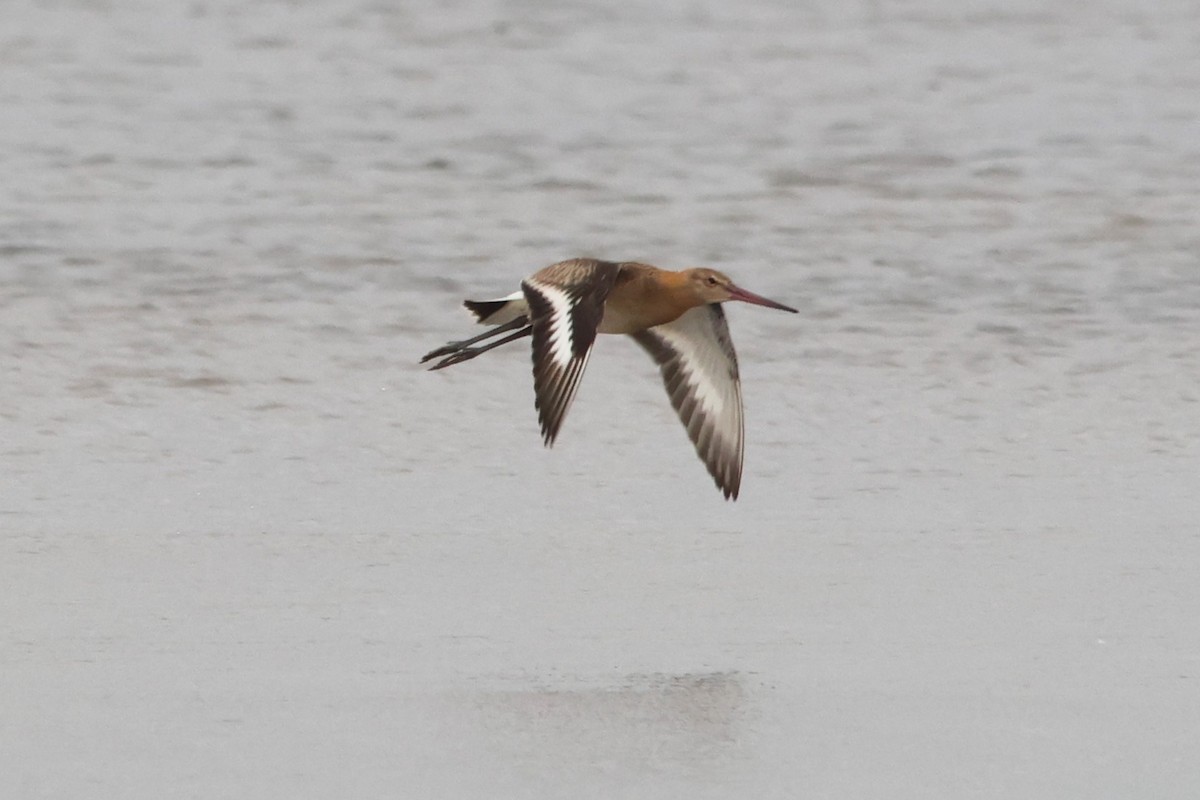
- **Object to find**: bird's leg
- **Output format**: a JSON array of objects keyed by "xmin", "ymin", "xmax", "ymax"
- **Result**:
[
  {"xmin": 420, "ymin": 316, "xmax": 528, "ymax": 364},
  {"xmin": 425, "ymin": 324, "xmax": 533, "ymax": 370}
]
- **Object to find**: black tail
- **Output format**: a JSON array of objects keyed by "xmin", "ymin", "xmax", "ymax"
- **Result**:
[{"xmin": 464, "ymin": 298, "xmax": 508, "ymax": 323}]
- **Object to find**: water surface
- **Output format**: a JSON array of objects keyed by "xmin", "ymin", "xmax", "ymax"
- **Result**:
[{"xmin": 4, "ymin": 1, "xmax": 1199, "ymax": 797}]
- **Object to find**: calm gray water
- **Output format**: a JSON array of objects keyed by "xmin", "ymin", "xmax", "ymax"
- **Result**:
[{"xmin": 4, "ymin": 1, "xmax": 1199, "ymax": 797}]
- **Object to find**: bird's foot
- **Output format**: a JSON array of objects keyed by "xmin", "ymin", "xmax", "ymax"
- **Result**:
[
  {"xmin": 420, "ymin": 341, "xmax": 468, "ymax": 364},
  {"xmin": 426, "ymin": 346, "xmax": 483, "ymax": 371}
]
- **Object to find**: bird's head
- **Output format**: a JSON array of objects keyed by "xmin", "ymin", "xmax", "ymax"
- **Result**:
[{"xmin": 686, "ymin": 268, "xmax": 798, "ymax": 313}]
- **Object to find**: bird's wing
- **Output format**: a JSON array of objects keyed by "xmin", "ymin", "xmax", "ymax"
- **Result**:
[
  {"xmin": 631, "ymin": 304, "xmax": 745, "ymax": 500},
  {"xmin": 522, "ymin": 259, "xmax": 622, "ymax": 445}
]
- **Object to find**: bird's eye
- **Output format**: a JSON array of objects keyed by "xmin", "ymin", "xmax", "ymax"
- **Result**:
[{"xmin": 706, "ymin": 276, "xmax": 718, "ymax": 286}]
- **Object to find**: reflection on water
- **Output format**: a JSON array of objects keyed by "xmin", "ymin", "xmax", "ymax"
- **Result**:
[
  {"xmin": 472, "ymin": 672, "xmax": 747, "ymax": 772},
  {"xmin": 4, "ymin": 0, "xmax": 1200, "ymax": 797}
]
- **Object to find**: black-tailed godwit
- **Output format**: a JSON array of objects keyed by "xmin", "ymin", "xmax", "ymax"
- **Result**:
[{"xmin": 421, "ymin": 258, "xmax": 797, "ymax": 500}]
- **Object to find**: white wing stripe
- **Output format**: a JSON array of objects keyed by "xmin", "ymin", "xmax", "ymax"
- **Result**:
[
  {"xmin": 656, "ymin": 328, "xmax": 727, "ymax": 417},
  {"xmin": 525, "ymin": 279, "xmax": 575, "ymax": 369}
]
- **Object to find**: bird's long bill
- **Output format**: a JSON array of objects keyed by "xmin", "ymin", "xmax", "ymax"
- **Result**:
[{"xmin": 727, "ymin": 284, "xmax": 799, "ymax": 313}]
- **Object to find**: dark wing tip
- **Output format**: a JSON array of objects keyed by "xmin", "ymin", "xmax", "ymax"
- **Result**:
[
  {"xmin": 711, "ymin": 447, "xmax": 741, "ymax": 500},
  {"xmin": 532, "ymin": 354, "xmax": 587, "ymax": 447}
]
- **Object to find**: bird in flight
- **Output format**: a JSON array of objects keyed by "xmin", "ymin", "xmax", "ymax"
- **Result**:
[{"xmin": 421, "ymin": 258, "xmax": 797, "ymax": 499}]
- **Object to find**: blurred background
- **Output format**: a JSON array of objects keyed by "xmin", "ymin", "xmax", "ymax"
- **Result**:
[{"xmin": 3, "ymin": 1, "xmax": 1199, "ymax": 797}]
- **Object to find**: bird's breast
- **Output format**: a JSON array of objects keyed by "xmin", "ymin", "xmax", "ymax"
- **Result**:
[{"xmin": 598, "ymin": 278, "xmax": 695, "ymax": 334}]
